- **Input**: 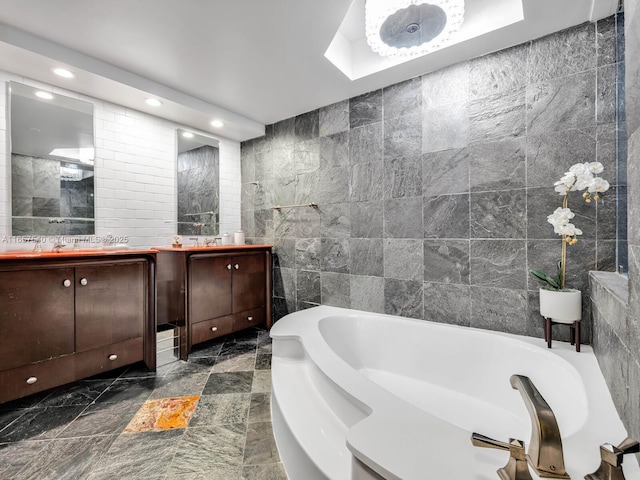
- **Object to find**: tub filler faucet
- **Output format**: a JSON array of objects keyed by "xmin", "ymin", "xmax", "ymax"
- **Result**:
[{"xmin": 510, "ymin": 374, "xmax": 570, "ymax": 479}]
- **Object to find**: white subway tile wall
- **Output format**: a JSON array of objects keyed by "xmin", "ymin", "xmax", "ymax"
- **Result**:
[{"xmin": 0, "ymin": 70, "xmax": 241, "ymax": 250}]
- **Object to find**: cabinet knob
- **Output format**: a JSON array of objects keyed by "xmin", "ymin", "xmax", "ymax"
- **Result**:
[
  {"xmin": 226, "ymin": 264, "xmax": 232, "ymax": 270},
  {"xmin": 80, "ymin": 278, "xmax": 88, "ymax": 286},
  {"xmin": 247, "ymin": 316, "xmax": 254, "ymax": 322},
  {"xmin": 234, "ymin": 264, "xmax": 239, "ymax": 270},
  {"xmin": 211, "ymin": 326, "xmax": 218, "ymax": 332},
  {"xmin": 63, "ymin": 279, "xmax": 71, "ymax": 287},
  {"xmin": 26, "ymin": 376, "xmax": 37, "ymax": 385},
  {"xmin": 108, "ymin": 354, "xmax": 118, "ymax": 361}
]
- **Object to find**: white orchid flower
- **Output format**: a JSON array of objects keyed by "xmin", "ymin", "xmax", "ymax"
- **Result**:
[
  {"xmin": 547, "ymin": 207, "xmax": 574, "ymax": 227},
  {"xmin": 558, "ymin": 173, "xmax": 576, "ymax": 186},
  {"xmin": 554, "ymin": 184, "xmax": 568, "ymax": 195},
  {"xmin": 569, "ymin": 163, "xmax": 589, "ymax": 176},
  {"xmin": 588, "ymin": 177, "xmax": 610, "ymax": 193},
  {"xmin": 554, "ymin": 223, "xmax": 583, "ymax": 236},
  {"xmin": 575, "ymin": 174, "xmax": 595, "ymax": 191},
  {"xmin": 588, "ymin": 162, "xmax": 604, "ymax": 174}
]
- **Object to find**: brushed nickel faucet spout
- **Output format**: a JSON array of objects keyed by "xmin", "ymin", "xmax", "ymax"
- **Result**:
[{"xmin": 510, "ymin": 374, "xmax": 570, "ymax": 479}]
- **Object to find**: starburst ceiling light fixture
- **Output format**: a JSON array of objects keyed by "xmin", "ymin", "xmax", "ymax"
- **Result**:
[{"xmin": 365, "ymin": 0, "xmax": 465, "ymax": 57}]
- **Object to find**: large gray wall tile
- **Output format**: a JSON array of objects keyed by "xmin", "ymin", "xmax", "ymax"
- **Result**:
[
  {"xmin": 470, "ymin": 190, "xmax": 526, "ymax": 239},
  {"xmin": 527, "ymin": 72, "xmax": 596, "ymax": 136},
  {"xmin": 384, "ymin": 156, "xmax": 422, "ymax": 199},
  {"xmin": 424, "ymin": 282, "xmax": 470, "ymax": 326},
  {"xmin": 351, "ymin": 275, "xmax": 385, "ymax": 313},
  {"xmin": 384, "ymin": 278, "xmax": 423, "ymax": 319},
  {"xmin": 469, "ymin": 88, "xmax": 526, "ymax": 142},
  {"xmin": 424, "ymin": 239, "xmax": 470, "ymax": 285},
  {"xmin": 349, "ymin": 123, "xmax": 383, "ymax": 164},
  {"xmin": 350, "ymin": 238, "xmax": 384, "ymax": 277},
  {"xmin": 350, "ymin": 201, "xmax": 384, "ymax": 238},
  {"xmin": 468, "ymin": 138, "xmax": 526, "ymax": 191},
  {"xmin": 529, "ymin": 22, "xmax": 596, "ymax": 83},
  {"xmin": 385, "ymin": 197, "xmax": 424, "ymax": 238},
  {"xmin": 321, "ymin": 272, "xmax": 350, "ymax": 307},
  {"xmin": 384, "ymin": 239, "xmax": 423, "ymax": 281},
  {"xmin": 350, "ymin": 90, "xmax": 382, "ymax": 129},
  {"xmin": 469, "ymin": 43, "xmax": 528, "ymax": 99},
  {"xmin": 526, "ymin": 128, "xmax": 597, "ymax": 189},
  {"xmin": 424, "ymin": 194, "xmax": 469, "ymax": 239},
  {"xmin": 470, "ymin": 240, "xmax": 527, "ymax": 289},
  {"xmin": 385, "ymin": 113, "xmax": 422, "ymax": 159},
  {"xmin": 384, "ymin": 78, "xmax": 422, "ymax": 120},
  {"xmin": 319, "ymin": 132, "xmax": 349, "ymax": 169},
  {"xmin": 470, "ymin": 286, "xmax": 528, "ymax": 334},
  {"xmin": 350, "ymin": 163, "xmax": 384, "ymax": 202},
  {"xmin": 320, "ymin": 100, "xmax": 349, "ymax": 137},
  {"xmin": 422, "ymin": 148, "xmax": 469, "ymax": 196}
]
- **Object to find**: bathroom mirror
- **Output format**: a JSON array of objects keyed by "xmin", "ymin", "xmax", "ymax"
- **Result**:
[
  {"xmin": 10, "ymin": 81, "xmax": 95, "ymax": 236},
  {"xmin": 176, "ymin": 129, "xmax": 220, "ymax": 236}
]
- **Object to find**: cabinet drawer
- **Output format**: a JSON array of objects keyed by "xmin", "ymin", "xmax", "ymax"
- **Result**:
[
  {"xmin": 74, "ymin": 337, "xmax": 144, "ymax": 379},
  {"xmin": 233, "ymin": 308, "xmax": 265, "ymax": 331},
  {"xmin": 191, "ymin": 315, "xmax": 234, "ymax": 345},
  {"xmin": 0, "ymin": 354, "xmax": 76, "ymax": 404}
]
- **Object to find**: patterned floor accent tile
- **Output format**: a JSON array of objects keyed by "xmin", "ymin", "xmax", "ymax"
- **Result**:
[{"xmin": 124, "ymin": 396, "xmax": 200, "ymax": 432}]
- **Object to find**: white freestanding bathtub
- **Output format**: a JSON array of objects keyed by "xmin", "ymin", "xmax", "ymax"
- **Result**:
[{"xmin": 270, "ymin": 306, "xmax": 640, "ymax": 480}]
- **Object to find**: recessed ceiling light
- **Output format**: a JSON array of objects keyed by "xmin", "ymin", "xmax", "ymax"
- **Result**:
[
  {"xmin": 182, "ymin": 132, "xmax": 194, "ymax": 138},
  {"xmin": 35, "ymin": 91, "xmax": 54, "ymax": 100},
  {"xmin": 53, "ymin": 68, "xmax": 75, "ymax": 78},
  {"xmin": 145, "ymin": 98, "xmax": 162, "ymax": 107},
  {"xmin": 210, "ymin": 120, "xmax": 224, "ymax": 128}
]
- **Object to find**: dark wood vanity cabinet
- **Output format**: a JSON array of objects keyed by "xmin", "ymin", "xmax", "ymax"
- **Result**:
[
  {"xmin": 156, "ymin": 245, "xmax": 272, "ymax": 360},
  {"xmin": 0, "ymin": 252, "xmax": 156, "ymax": 404},
  {"xmin": 1, "ymin": 267, "xmax": 75, "ymax": 372},
  {"xmin": 75, "ymin": 262, "xmax": 146, "ymax": 352}
]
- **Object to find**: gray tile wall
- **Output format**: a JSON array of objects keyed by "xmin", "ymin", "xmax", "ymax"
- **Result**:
[
  {"xmin": 241, "ymin": 19, "xmax": 621, "ymax": 343},
  {"xmin": 592, "ymin": 0, "xmax": 640, "ymax": 459}
]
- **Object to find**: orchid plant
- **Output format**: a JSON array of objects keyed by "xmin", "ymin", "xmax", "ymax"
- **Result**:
[{"xmin": 529, "ymin": 162, "xmax": 610, "ymax": 291}]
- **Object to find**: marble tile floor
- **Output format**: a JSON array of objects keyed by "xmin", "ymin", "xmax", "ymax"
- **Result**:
[{"xmin": 0, "ymin": 327, "xmax": 287, "ymax": 480}]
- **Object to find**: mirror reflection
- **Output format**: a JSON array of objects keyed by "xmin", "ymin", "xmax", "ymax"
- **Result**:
[
  {"xmin": 177, "ymin": 129, "xmax": 220, "ymax": 237},
  {"xmin": 10, "ymin": 81, "xmax": 95, "ymax": 236}
]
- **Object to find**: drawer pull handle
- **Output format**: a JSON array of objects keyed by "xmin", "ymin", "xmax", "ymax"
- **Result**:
[
  {"xmin": 234, "ymin": 264, "xmax": 239, "ymax": 270},
  {"xmin": 80, "ymin": 278, "xmax": 88, "ymax": 286},
  {"xmin": 211, "ymin": 326, "xmax": 218, "ymax": 332},
  {"xmin": 226, "ymin": 264, "xmax": 232, "ymax": 270},
  {"xmin": 108, "ymin": 354, "xmax": 118, "ymax": 361},
  {"xmin": 26, "ymin": 376, "xmax": 37, "ymax": 385},
  {"xmin": 247, "ymin": 316, "xmax": 254, "ymax": 322},
  {"xmin": 63, "ymin": 279, "xmax": 71, "ymax": 287}
]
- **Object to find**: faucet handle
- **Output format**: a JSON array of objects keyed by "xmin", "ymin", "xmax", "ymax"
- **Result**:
[
  {"xmin": 585, "ymin": 437, "xmax": 640, "ymax": 480},
  {"xmin": 471, "ymin": 433, "xmax": 533, "ymax": 480}
]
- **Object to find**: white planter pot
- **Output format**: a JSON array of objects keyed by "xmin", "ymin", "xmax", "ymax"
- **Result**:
[{"xmin": 539, "ymin": 288, "xmax": 582, "ymax": 324}]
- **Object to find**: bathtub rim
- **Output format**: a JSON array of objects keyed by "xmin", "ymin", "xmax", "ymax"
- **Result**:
[{"xmin": 270, "ymin": 306, "xmax": 639, "ymax": 480}]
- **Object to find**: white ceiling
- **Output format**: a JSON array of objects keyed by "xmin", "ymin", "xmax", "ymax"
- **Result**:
[{"xmin": 0, "ymin": 0, "xmax": 619, "ymax": 142}]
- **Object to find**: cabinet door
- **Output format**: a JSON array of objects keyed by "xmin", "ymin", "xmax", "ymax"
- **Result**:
[
  {"xmin": 232, "ymin": 254, "xmax": 266, "ymax": 312},
  {"xmin": 189, "ymin": 255, "xmax": 232, "ymax": 323},
  {"xmin": 0, "ymin": 267, "xmax": 75, "ymax": 371},
  {"xmin": 75, "ymin": 262, "xmax": 145, "ymax": 352}
]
